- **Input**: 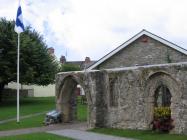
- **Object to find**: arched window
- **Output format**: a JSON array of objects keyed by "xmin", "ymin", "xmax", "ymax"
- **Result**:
[{"xmin": 154, "ymin": 85, "xmax": 171, "ymax": 107}]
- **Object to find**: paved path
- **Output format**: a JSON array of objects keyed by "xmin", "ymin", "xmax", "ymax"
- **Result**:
[
  {"xmin": 0, "ymin": 122, "xmax": 87, "ymax": 137},
  {"xmin": 0, "ymin": 122, "xmax": 134, "ymax": 140},
  {"xmin": 48, "ymin": 129, "xmax": 134, "ymax": 140}
]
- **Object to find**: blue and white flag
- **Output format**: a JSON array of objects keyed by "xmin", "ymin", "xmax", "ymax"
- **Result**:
[{"xmin": 15, "ymin": 5, "xmax": 24, "ymax": 34}]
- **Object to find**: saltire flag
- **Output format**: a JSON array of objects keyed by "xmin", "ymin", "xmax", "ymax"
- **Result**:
[{"xmin": 15, "ymin": 5, "xmax": 24, "ymax": 34}]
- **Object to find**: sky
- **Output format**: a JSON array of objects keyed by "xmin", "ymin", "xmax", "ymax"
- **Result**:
[{"xmin": 1, "ymin": 0, "xmax": 187, "ymax": 61}]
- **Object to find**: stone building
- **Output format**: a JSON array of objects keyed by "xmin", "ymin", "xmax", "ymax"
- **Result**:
[
  {"xmin": 88, "ymin": 29, "xmax": 187, "ymax": 69},
  {"xmin": 60, "ymin": 56, "xmax": 96, "ymax": 70},
  {"xmin": 56, "ymin": 30, "xmax": 187, "ymax": 134}
]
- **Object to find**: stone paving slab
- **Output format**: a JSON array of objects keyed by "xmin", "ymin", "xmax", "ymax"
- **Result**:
[{"xmin": 48, "ymin": 129, "xmax": 134, "ymax": 140}]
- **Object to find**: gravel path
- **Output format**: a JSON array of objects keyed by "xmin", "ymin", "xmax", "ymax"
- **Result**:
[{"xmin": 48, "ymin": 129, "xmax": 134, "ymax": 140}]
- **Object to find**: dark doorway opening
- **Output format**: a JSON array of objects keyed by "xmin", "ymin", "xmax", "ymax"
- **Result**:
[{"xmin": 154, "ymin": 85, "xmax": 171, "ymax": 107}]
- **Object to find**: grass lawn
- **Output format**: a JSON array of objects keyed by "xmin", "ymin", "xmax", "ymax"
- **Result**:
[
  {"xmin": 0, "ymin": 97, "xmax": 56, "ymax": 120},
  {"xmin": 0, "ymin": 114, "xmax": 45, "ymax": 131},
  {"xmin": 0, "ymin": 132, "xmax": 73, "ymax": 140},
  {"xmin": 0, "ymin": 96, "xmax": 87, "ymax": 131},
  {"xmin": 90, "ymin": 128, "xmax": 187, "ymax": 140},
  {"xmin": 77, "ymin": 101, "xmax": 87, "ymax": 122}
]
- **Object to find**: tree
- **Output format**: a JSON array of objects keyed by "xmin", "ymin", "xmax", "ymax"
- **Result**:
[
  {"xmin": 60, "ymin": 63, "xmax": 81, "ymax": 72},
  {"xmin": 0, "ymin": 18, "xmax": 58, "ymax": 100}
]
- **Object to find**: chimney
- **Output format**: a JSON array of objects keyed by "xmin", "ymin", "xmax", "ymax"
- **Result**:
[
  {"xmin": 60, "ymin": 55, "xmax": 66, "ymax": 64},
  {"xmin": 85, "ymin": 57, "xmax": 91, "ymax": 63}
]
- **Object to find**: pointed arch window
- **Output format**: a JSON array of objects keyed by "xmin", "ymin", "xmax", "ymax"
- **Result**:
[{"xmin": 154, "ymin": 85, "xmax": 171, "ymax": 107}]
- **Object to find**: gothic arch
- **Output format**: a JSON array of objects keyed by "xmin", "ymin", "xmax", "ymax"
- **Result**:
[
  {"xmin": 145, "ymin": 72, "xmax": 181, "ymax": 98},
  {"xmin": 56, "ymin": 74, "xmax": 91, "ymax": 123},
  {"xmin": 145, "ymin": 71, "xmax": 182, "ymax": 131}
]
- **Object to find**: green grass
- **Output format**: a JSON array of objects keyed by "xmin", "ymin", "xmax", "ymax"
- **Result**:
[
  {"xmin": 0, "ymin": 97, "xmax": 55, "ymax": 120},
  {"xmin": 0, "ymin": 96, "xmax": 87, "ymax": 131},
  {"xmin": 90, "ymin": 128, "xmax": 187, "ymax": 140},
  {"xmin": 0, "ymin": 132, "xmax": 73, "ymax": 140},
  {"xmin": 0, "ymin": 114, "xmax": 45, "ymax": 131},
  {"xmin": 77, "ymin": 102, "xmax": 87, "ymax": 121},
  {"xmin": 0, "ymin": 97, "xmax": 56, "ymax": 131}
]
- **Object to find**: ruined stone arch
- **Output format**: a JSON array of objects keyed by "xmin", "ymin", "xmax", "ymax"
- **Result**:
[
  {"xmin": 145, "ymin": 71, "xmax": 182, "ymax": 132},
  {"xmin": 56, "ymin": 71, "xmax": 110, "ymax": 128},
  {"xmin": 56, "ymin": 74, "xmax": 90, "ymax": 123},
  {"xmin": 145, "ymin": 71, "xmax": 181, "ymax": 99}
]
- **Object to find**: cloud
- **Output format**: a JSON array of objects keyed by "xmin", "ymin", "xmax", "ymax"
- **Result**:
[
  {"xmin": 0, "ymin": 0, "xmax": 187, "ymax": 60},
  {"xmin": 0, "ymin": 0, "xmax": 17, "ymax": 19},
  {"xmin": 53, "ymin": 0, "xmax": 187, "ymax": 60}
]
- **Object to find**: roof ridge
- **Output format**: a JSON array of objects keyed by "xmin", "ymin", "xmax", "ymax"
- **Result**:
[{"xmin": 87, "ymin": 29, "xmax": 187, "ymax": 70}]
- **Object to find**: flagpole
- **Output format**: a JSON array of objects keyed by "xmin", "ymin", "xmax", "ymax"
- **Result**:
[
  {"xmin": 15, "ymin": 0, "xmax": 24, "ymax": 123},
  {"xmin": 17, "ymin": 33, "xmax": 20, "ymax": 123}
]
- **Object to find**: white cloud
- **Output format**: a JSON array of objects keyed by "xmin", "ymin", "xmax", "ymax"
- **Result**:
[{"xmin": 0, "ymin": 0, "xmax": 187, "ymax": 60}]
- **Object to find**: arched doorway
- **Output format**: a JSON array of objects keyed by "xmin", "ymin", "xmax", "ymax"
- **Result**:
[
  {"xmin": 153, "ymin": 84, "xmax": 173, "ymax": 132},
  {"xmin": 57, "ymin": 75, "xmax": 88, "ymax": 123},
  {"xmin": 145, "ymin": 72, "xmax": 181, "ymax": 132}
]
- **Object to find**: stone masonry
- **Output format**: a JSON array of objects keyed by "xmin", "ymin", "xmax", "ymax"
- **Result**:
[
  {"xmin": 96, "ymin": 35, "xmax": 187, "ymax": 69},
  {"xmin": 56, "ymin": 31, "xmax": 187, "ymax": 134},
  {"xmin": 56, "ymin": 62, "xmax": 187, "ymax": 134}
]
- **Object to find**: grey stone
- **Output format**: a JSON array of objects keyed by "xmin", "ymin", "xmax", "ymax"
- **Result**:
[
  {"xmin": 56, "ymin": 62, "xmax": 187, "ymax": 134},
  {"xmin": 55, "ymin": 30, "xmax": 187, "ymax": 135},
  {"xmin": 96, "ymin": 36, "xmax": 187, "ymax": 69}
]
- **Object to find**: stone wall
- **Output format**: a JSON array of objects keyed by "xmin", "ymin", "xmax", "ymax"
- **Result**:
[
  {"xmin": 96, "ymin": 36, "xmax": 187, "ymax": 69},
  {"xmin": 56, "ymin": 62, "xmax": 187, "ymax": 134}
]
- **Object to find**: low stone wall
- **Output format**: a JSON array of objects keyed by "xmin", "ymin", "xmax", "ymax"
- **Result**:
[{"xmin": 56, "ymin": 62, "xmax": 187, "ymax": 134}]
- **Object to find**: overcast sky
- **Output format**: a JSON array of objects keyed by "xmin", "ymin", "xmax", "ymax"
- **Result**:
[{"xmin": 0, "ymin": 0, "xmax": 187, "ymax": 61}]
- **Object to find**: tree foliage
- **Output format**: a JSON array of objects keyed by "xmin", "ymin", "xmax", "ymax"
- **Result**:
[
  {"xmin": 0, "ymin": 18, "xmax": 58, "ymax": 96},
  {"xmin": 60, "ymin": 63, "xmax": 81, "ymax": 72}
]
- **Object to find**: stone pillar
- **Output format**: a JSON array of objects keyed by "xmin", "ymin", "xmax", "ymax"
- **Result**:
[
  {"xmin": 95, "ymin": 71, "xmax": 108, "ymax": 127},
  {"xmin": 62, "ymin": 103, "xmax": 70, "ymax": 122}
]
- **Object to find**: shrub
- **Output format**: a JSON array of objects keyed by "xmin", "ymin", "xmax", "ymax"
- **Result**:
[
  {"xmin": 151, "ymin": 107, "xmax": 174, "ymax": 132},
  {"xmin": 60, "ymin": 64, "xmax": 81, "ymax": 72}
]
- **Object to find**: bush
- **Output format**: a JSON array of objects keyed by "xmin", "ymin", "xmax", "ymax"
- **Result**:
[
  {"xmin": 60, "ymin": 64, "xmax": 80, "ymax": 72},
  {"xmin": 151, "ymin": 107, "xmax": 174, "ymax": 132}
]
